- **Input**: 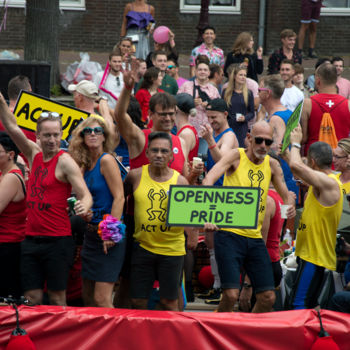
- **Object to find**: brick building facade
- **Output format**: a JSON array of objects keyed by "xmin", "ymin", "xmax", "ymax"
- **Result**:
[{"xmin": 0, "ymin": 1, "xmax": 349, "ymax": 56}]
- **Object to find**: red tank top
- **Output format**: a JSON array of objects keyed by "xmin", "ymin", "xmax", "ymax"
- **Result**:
[
  {"xmin": 266, "ymin": 190, "xmax": 284, "ymax": 262},
  {"xmin": 26, "ymin": 150, "xmax": 72, "ymax": 237},
  {"xmin": 306, "ymin": 93, "xmax": 350, "ymax": 154},
  {"xmin": 129, "ymin": 129, "xmax": 186, "ymax": 174},
  {"xmin": 0, "ymin": 169, "xmax": 26, "ymax": 243},
  {"xmin": 177, "ymin": 124, "xmax": 199, "ymax": 162}
]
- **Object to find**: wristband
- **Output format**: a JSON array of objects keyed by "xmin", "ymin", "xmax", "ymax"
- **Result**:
[
  {"xmin": 124, "ymin": 84, "xmax": 133, "ymax": 91},
  {"xmin": 291, "ymin": 143, "xmax": 301, "ymax": 149},
  {"xmin": 208, "ymin": 143, "xmax": 217, "ymax": 150}
]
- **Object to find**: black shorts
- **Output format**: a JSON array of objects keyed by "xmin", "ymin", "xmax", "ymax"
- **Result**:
[
  {"xmin": 0, "ymin": 242, "xmax": 22, "ymax": 298},
  {"xmin": 130, "ymin": 242, "xmax": 184, "ymax": 300},
  {"xmin": 21, "ymin": 236, "xmax": 75, "ymax": 292},
  {"xmin": 214, "ymin": 230, "xmax": 275, "ymax": 293}
]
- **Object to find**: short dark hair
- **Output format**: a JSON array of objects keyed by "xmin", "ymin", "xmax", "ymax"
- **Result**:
[
  {"xmin": 195, "ymin": 54, "xmax": 210, "ymax": 67},
  {"xmin": 331, "ymin": 56, "xmax": 344, "ymax": 64},
  {"xmin": 152, "ymin": 50, "xmax": 167, "ymax": 61},
  {"xmin": 8, "ymin": 75, "xmax": 31, "ymax": 101},
  {"xmin": 140, "ymin": 67, "xmax": 160, "ymax": 90},
  {"xmin": 148, "ymin": 131, "xmax": 172, "ymax": 149},
  {"xmin": 315, "ymin": 58, "xmax": 330, "ymax": 70},
  {"xmin": 109, "ymin": 49, "xmax": 122, "ymax": 61},
  {"xmin": 316, "ymin": 63, "xmax": 337, "ymax": 85},
  {"xmin": 280, "ymin": 59, "xmax": 295, "ymax": 68},
  {"xmin": 149, "ymin": 92, "xmax": 176, "ymax": 113},
  {"xmin": 209, "ymin": 64, "xmax": 222, "ymax": 79},
  {"xmin": 308, "ymin": 141, "xmax": 333, "ymax": 169},
  {"xmin": 203, "ymin": 25, "xmax": 216, "ymax": 34},
  {"xmin": 128, "ymin": 96, "xmax": 145, "ymax": 129},
  {"xmin": 0, "ymin": 131, "xmax": 20, "ymax": 161},
  {"xmin": 294, "ymin": 63, "xmax": 304, "ymax": 75}
]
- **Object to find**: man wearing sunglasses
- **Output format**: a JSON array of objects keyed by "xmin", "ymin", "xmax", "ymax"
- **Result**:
[
  {"xmin": 166, "ymin": 59, "xmax": 187, "ymax": 89},
  {"xmin": 203, "ymin": 120, "xmax": 295, "ymax": 313},
  {"xmin": 0, "ymin": 96, "xmax": 93, "ymax": 306}
]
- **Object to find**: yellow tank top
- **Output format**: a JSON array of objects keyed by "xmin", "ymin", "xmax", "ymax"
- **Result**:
[
  {"xmin": 295, "ymin": 173, "xmax": 343, "ymax": 270},
  {"xmin": 133, "ymin": 165, "xmax": 185, "ymax": 256},
  {"xmin": 223, "ymin": 148, "xmax": 271, "ymax": 239},
  {"xmin": 335, "ymin": 172, "xmax": 350, "ymax": 194}
]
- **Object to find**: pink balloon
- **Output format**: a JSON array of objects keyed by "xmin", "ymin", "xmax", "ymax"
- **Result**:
[{"xmin": 153, "ymin": 26, "xmax": 170, "ymax": 44}]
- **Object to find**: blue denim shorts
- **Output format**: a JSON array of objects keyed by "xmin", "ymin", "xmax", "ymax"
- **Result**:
[{"xmin": 214, "ymin": 230, "xmax": 275, "ymax": 293}]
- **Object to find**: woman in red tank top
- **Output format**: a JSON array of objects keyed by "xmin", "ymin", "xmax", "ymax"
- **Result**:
[{"xmin": 0, "ymin": 131, "xmax": 26, "ymax": 298}]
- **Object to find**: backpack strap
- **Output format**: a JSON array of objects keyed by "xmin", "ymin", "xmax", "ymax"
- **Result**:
[{"xmin": 313, "ymin": 96, "xmax": 347, "ymax": 113}]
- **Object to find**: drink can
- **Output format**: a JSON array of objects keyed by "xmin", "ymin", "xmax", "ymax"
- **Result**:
[{"xmin": 67, "ymin": 197, "xmax": 76, "ymax": 214}]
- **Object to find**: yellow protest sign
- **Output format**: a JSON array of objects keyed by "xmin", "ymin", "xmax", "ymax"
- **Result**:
[{"xmin": 13, "ymin": 91, "xmax": 90, "ymax": 140}]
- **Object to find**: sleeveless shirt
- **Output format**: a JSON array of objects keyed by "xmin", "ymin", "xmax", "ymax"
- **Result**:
[
  {"xmin": 295, "ymin": 173, "xmax": 343, "ymax": 270},
  {"xmin": 223, "ymin": 148, "xmax": 271, "ymax": 239},
  {"xmin": 133, "ymin": 165, "xmax": 185, "ymax": 256},
  {"xmin": 26, "ymin": 150, "xmax": 72, "ymax": 237},
  {"xmin": 177, "ymin": 124, "xmax": 199, "ymax": 162},
  {"xmin": 130, "ymin": 129, "xmax": 185, "ymax": 174}
]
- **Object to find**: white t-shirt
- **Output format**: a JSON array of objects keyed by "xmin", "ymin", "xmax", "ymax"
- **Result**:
[
  {"xmin": 281, "ymin": 85, "xmax": 304, "ymax": 112},
  {"xmin": 93, "ymin": 71, "xmax": 124, "ymax": 110}
]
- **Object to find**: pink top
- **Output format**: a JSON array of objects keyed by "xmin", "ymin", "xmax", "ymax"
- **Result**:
[
  {"xmin": 177, "ymin": 77, "xmax": 188, "ymax": 88},
  {"xmin": 336, "ymin": 77, "xmax": 350, "ymax": 99},
  {"xmin": 178, "ymin": 79, "xmax": 220, "ymax": 133}
]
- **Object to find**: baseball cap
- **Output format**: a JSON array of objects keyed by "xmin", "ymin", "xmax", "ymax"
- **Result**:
[
  {"xmin": 68, "ymin": 80, "xmax": 99, "ymax": 100},
  {"xmin": 206, "ymin": 98, "xmax": 228, "ymax": 112},
  {"xmin": 175, "ymin": 93, "xmax": 197, "ymax": 117}
]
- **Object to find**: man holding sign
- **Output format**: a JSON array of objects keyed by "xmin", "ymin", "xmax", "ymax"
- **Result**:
[
  {"xmin": 124, "ymin": 132, "xmax": 189, "ymax": 311},
  {"xmin": 0, "ymin": 93, "xmax": 92, "ymax": 306},
  {"xmin": 203, "ymin": 121, "xmax": 295, "ymax": 313}
]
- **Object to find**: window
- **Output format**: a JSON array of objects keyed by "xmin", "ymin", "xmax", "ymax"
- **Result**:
[
  {"xmin": 321, "ymin": 0, "xmax": 350, "ymax": 15},
  {"xmin": 180, "ymin": 0, "xmax": 241, "ymax": 15},
  {"xmin": 8, "ymin": 0, "xmax": 85, "ymax": 11}
]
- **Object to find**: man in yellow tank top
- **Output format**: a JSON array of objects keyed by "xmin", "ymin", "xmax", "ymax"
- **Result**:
[
  {"xmin": 203, "ymin": 121, "xmax": 296, "ymax": 312},
  {"xmin": 124, "ymin": 132, "xmax": 190, "ymax": 311},
  {"xmin": 284, "ymin": 125, "xmax": 343, "ymax": 309}
]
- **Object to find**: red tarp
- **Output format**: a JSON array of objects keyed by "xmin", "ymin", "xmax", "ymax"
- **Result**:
[{"xmin": 0, "ymin": 306, "xmax": 349, "ymax": 350}]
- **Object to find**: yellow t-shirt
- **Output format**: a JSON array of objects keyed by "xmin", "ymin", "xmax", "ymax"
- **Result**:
[
  {"xmin": 295, "ymin": 173, "xmax": 343, "ymax": 270},
  {"xmin": 335, "ymin": 172, "xmax": 350, "ymax": 194},
  {"xmin": 133, "ymin": 165, "xmax": 185, "ymax": 256},
  {"xmin": 223, "ymin": 148, "xmax": 271, "ymax": 239}
]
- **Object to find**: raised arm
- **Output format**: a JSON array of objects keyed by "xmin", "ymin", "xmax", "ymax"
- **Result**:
[
  {"xmin": 114, "ymin": 59, "xmax": 145, "ymax": 158},
  {"xmin": 203, "ymin": 148, "xmax": 239, "ymax": 186},
  {"xmin": 98, "ymin": 99, "xmax": 120, "ymax": 148},
  {"xmin": 0, "ymin": 93, "xmax": 39, "ymax": 163}
]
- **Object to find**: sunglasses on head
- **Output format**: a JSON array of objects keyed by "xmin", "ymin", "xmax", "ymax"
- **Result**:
[
  {"xmin": 254, "ymin": 137, "xmax": 273, "ymax": 146},
  {"xmin": 40, "ymin": 111, "xmax": 60, "ymax": 119},
  {"xmin": 82, "ymin": 127, "xmax": 104, "ymax": 135}
]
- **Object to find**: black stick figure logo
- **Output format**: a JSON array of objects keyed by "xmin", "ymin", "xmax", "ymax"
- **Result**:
[
  {"xmin": 248, "ymin": 170, "xmax": 265, "ymax": 201},
  {"xmin": 30, "ymin": 166, "xmax": 48, "ymax": 200},
  {"xmin": 146, "ymin": 189, "xmax": 167, "ymax": 222}
]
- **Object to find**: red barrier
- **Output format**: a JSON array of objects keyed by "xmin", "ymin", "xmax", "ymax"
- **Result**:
[{"xmin": 0, "ymin": 306, "xmax": 349, "ymax": 350}]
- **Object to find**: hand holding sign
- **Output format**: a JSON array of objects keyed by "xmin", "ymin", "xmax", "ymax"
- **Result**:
[{"xmin": 289, "ymin": 124, "xmax": 303, "ymax": 144}]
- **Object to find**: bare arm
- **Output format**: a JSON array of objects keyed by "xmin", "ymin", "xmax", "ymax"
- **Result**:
[
  {"xmin": 114, "ymin": 59, "xmax": 145, "ymax": 158},
  {"xmin": 300, "ymin": 98, "xmax": 311, "ymax": 145},
  {"xmin": 0, "ymin": 174, "xmax": 24, "ymax": 214},
  {"xmin": 0, "ymin": 93, "xmax": 40, "ymax": 163},
  {"xmin": 189, "ymin": 66, "xmax": 195, "ymax": 78},
  {"xmin": 57, "ymin": 153, "xmax": 92, "ymax": 216},
  {"xmin": 203, "ymin": 149, "xmax": 240, "ymax": 186},
  {"xmin": 120, "ymin": 3, "xmax": 131, "ymax": 37},
  {"xmin": 261, "ymin": 195, "xmax": 275, "ymax": 243},
  {"xmin": 269, "ymin": 115, "xmax": 286, "ymax": 154},
  {"xmin": 99, "ymin": 99, "xmax": 120, "ymax": 147}
]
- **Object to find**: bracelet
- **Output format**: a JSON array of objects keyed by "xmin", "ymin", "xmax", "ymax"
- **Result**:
[
  {"xmin": 124, "ymin": 84, "xmax": 133, "ymax": 91},
  {"xmin": 243, "ymin": 282, "xmax": 252, "ymax": 289},
  {"xmin": 97, "ymin": 214, "xmax": 126, "ymax": 243},
  {"xmin": 291, "ymin": 143, "xmax": 301, "ymax": 149},
  {"xmin": 208, "ymin": 143, "xmax": 217, "ymax": 150}
]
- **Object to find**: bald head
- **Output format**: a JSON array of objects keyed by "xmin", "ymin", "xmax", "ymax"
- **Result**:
[
  {"xmin": 315, "ymin": 63, "xmax": 337, "ymax": 86},
  {"xmin": 251, "ymin": 121, "xmax": 273, "ymax": 137}
]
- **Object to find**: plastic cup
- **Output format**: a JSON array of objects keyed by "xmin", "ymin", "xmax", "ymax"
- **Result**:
[
  {"xmin": 153, "ymin": 26, "xmax": 170, "ymax": 44},
  {"xmin": 280, "ymin": 204, "xmax": 290, "ymax": 219},
  {"xmin": 236, "ymin": 113, "xmax": 242, "ymax": 121},
  {"xmin": 192, "ymin": 157, "xmax": 202, "ymax": 167}
]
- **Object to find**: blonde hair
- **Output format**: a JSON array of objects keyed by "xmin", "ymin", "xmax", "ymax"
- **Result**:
[
  {"xmin": 232, "ymin": 32, "xmax": 254, "ymax": 55},
  {"xmin": 338, "ymin": 138, "xmax": 350, "ymax": 155},
  {"xmin": 224, "ymin": 65, "xmax": 249, "ymax": 107},
  {"xmin": 68, "ymin": 116, "xmax": 115, "ymax": 170}
]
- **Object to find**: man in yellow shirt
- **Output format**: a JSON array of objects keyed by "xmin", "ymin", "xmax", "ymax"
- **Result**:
[
  {"xmin": 124, "ymin": 131, "xmax": 189, "ymax": 311},
  {"xmin": 203, "ymin": 121, "xmax": 295, "ymax": 312},
  {"xmin": 285, "ymin": 125, "xmax": 343, "ymax": 309}
]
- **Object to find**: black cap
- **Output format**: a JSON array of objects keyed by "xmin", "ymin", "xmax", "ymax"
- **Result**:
[
  {"xmin": 175, "ymin": 93, "xmax": 195, "ymax": 114},
  {"xmin": 206, "ymin": 98, "xmax": 228, "ymax": 112}
]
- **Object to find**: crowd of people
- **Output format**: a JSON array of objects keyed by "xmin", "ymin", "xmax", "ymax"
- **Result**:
[{"xmin": 1, "ymin": 1, "xmax": 350, "ymax": 315}]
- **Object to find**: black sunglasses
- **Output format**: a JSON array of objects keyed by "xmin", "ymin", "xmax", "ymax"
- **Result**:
[
  {"xmin": 82, "ymin": 127, "xmax": 104, "ymax": 135},
  {"xmin": 254, "ymin": 137, "xmax": 273, "ymax": 146},
  {"xmin": 116, "ymin": 76, "xmax": 121, "ymax": 87}
]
